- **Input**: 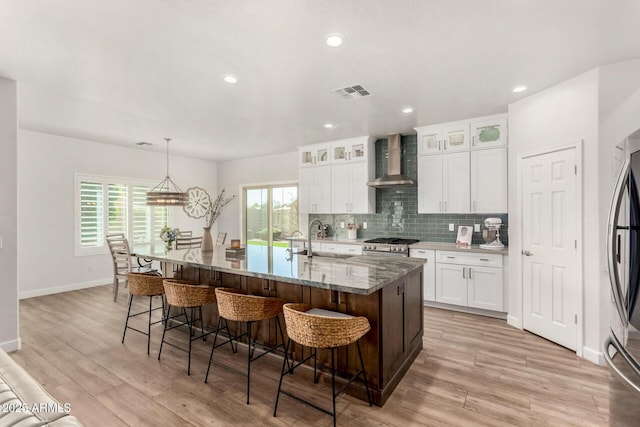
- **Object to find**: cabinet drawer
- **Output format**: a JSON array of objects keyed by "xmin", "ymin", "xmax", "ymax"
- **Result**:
[
  {"xmin": 436, "ymin": 250, "xmax": 502, "ymax": 268},
  {"xmin": 322, "ymin": 243, "xmax": 362, "ymax": 255}
]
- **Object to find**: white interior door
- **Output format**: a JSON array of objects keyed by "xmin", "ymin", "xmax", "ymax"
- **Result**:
[{"xmin": 522, "ymin": 147, "xmax": 578, "ymax": 350}]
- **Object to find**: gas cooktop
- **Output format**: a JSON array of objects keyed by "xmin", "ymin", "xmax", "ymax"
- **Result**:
[{"xmin": 363, "ymin": 238, "xmax": 420, "ymax": 245}]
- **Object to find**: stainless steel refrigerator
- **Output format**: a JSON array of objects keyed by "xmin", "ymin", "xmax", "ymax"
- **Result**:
[{"xmin": 605, "ymin": 145, "xmax": 640, "ymax": 425}]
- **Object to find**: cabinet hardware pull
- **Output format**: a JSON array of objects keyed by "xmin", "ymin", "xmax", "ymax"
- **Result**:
[
  {"xmin": 444, "ymin": 201, "xmax": 447, "ymax": 211},
  {"xmin": 444, "ymin": 140, "xmax": 447, "ymax": 150},
  {"xmin": 480, "ymin": 258, "xmax": 489, "ymax": 261},
  {"xmin": 330, "ymin": 290, "xmax": 337, "ymax": 303},
  {"xmin": 439, "ymin": 201, "xmax": 442, "ymax": 212},
  {"xmin": 438, "ymin": 141, "xmax": 441, "ymax": 151},
  {"xmin": 473, "ymin": 201, "xmax": 476, "ymax": 211},
  {"xmin": 472, "ymin": 136, "xmax": 475, "ymax": 147},
  {"xmin": 463, "ymin": 268, "xmax": 466, "ymax": 279},
  {"xmin": 447, "ymin": 256, "xmax": 455, "ymax": 259},
  {"xmin": 338, "ymin": 291, "xmax": 345, "ymax": 305},
  {"xmin": 468, "ymin": 268, "xmax": 472, "ymax": 279}
]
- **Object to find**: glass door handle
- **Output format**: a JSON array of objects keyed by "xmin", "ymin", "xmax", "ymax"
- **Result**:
[{"xmin": 522, "ymin": 250, "xmax": 533, "ymax": 256}]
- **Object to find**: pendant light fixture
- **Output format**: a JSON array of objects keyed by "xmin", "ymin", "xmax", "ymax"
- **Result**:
[{"xmin": 146, "ymin": 138, "xmax": 188, "ymax": 206}]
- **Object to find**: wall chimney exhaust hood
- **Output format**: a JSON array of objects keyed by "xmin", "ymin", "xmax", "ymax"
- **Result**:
[{"xmin": 367, "ymin": 134, "xmax": 416, "ymax": 188}]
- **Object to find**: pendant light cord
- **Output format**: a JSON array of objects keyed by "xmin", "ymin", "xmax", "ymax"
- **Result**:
[{"xmin": 165, "ymin": 137, "xmax": 171, "ymax": 181}]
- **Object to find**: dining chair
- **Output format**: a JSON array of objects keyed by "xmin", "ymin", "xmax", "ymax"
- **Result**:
[
  {"xmin": 175, "ymin": 236, "xmax": 203, "ymax": 249},
  {"xmin": 106, "ymin": 233, "xmax": 156, "ymax": 302},
  {"xmin": 179, "ymin": 230, "xmax": 193, "ymax": 237}
]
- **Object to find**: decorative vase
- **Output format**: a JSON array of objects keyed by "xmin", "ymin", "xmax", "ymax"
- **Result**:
[
  {"xmin": 165, "ymin": 240, "xmax": 173, "ymax": 251},
  {"xmin": 202, "ymin": 226, "xmax": 214, "ymax": 252}
]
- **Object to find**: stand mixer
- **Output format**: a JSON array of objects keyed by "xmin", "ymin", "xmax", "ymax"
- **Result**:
[{"xmin": 480, "ymin": 217, "xmax": 504, "ymax": 249}]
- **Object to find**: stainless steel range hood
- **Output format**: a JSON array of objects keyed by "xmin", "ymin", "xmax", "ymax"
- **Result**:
[{"xmin": 367, "ymin": 134, "xmax": 416, "ymax": 187}]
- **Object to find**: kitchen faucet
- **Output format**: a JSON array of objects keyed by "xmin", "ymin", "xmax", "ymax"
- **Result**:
[
  {"xmin": 286, "ymin": 230, "xmax": 304, "ymax": 261},
  {"xmin": 308, "ymin": 219, "xmax": 323, "ymax": 258}
]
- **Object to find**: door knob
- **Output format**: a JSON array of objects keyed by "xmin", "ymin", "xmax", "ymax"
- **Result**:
[{"xmin": 522, "ymin": 250, "xmax": 533, "ymax": 256}]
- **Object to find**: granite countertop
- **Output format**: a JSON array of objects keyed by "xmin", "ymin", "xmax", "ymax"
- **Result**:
[{"xmin": 132, "ymin": 244, "xmax": 425, "ymax": 295}]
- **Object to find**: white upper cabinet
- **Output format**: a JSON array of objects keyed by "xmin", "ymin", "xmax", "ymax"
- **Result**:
[
  {"xmin": 470, "ymin": 114, "xmax": 508, "ymax": 149},
  {"xmin": 471, "ymin": 147, "xmax": 507, "ymax": 213},
  {"xmin": 418, "ymin": 152, "xmax": 470, "ymax": 213},
  {"xmin": 331, "ymin": 162, "xmax": 375, "ymax": 213},
  {"xmin": 331, "ymin": 136, "xmax": 372, "ymax": 163},
  {"xmin": 299, "ymin": 166, "xmax": 331, "ymax": 213},
  {"xmin": 416, "ymin": 121, "xmax": 469, "ymax": 155},
  {"xmin": 299, "ymin": 143, "xmax": 331, "ymax": 167}
]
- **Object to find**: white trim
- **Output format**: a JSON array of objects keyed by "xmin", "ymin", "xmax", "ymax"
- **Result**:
[
  {"xmin": 507, "ymin": 314, "xmax": 521, "ymax": 329},
  {"xmin": 516, "ymin": 140, "xmax": 584, "ymax": 357},
  {"xmin": 0, "ymin": 338, "xmax": 21, "ymax": 352},
  {"xmin": 582, "ymin": 345, "xmax": 605, "ymax": 366},
  {"xmin": 18, "ymin": 278, "xmax": 111, "ymax": 300}
]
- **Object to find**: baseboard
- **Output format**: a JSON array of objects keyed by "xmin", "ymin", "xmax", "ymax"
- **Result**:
[
  {"xmin": 583, "ymin": 345, "xmax": 605, "ymax": 366},
  {"xmin": 19, "ymin": 278, "xmax": 111, "ymax": 300},
  {"xmin": 424, "ymin": 300, "xmax": 507, "ymax": 320},
  {"xmin": 507, "ymin": 314, "xmax": 522, "ymax": 329},
  {"xmin": 0, "ymin": 338, "xmax": 21, "ymax": 352}
]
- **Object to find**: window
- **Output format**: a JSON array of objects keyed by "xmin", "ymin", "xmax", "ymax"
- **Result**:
[{"xmin": 75, "ymin": 174, "xmax": 170, "ymax": 256}]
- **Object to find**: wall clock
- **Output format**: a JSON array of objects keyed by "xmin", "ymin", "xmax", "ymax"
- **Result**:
[{"xmin": 183, "ymin": 186, "xmax": 211, "ymax": 219}]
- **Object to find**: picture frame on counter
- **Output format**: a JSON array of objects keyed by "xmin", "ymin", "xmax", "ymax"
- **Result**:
[{"xmin": 456, "ymin": 225, "xmax": 472, "ymax": 246}]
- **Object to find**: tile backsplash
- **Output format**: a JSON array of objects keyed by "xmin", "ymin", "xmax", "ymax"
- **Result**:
[{"xmin": 309, "ymin": 135, "xmax": 509, "ymax": 246}]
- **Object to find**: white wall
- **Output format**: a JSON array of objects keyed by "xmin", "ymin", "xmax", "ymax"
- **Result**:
[
  {"xmin": 216, "ymin": 151, "xmax": 299, "ymax": 238},
  {"xmin": 507, "ymin": 69, "xmax": 600, "ymax": 361},
  {"xmin": 17, "ymin": 130, "xmax": 217, "ymax": 298},
  {"xmin": 0, "ymin": 77, "xmax": 19, "ymax": 351}
]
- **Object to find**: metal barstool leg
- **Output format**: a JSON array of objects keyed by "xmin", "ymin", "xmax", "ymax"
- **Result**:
[
  {"xmin": 246, "ymin": 321, "xmax": 252, "ymax": 404},
  {"xmin": 186, "ymin": 308, "xmax": 193, "ymax": 375},
  {"xmin": 313, "ymin": 349, "xmax": 318, "ymax": 383},
  {"xmin": 273, "ymin": 337, "xmax": 291, "ymax": 417},
  {"xmin": 224, "ymin": 318, "xmax": 237, "ymax": 353},
  {"xmin": 275, "ymin": 316, "xmax": 291, "ymax": 372},
  {"xmin": 356, "ymin": 341, "xmax": 372, "ymax": 406},
  {"xmin": 122, "ymin": 294, "xmax": 134, "ymax": 343},
  {"xmin": 331, "ymin": 348, "xmax": 337, "ymax": 427},
  {"xmin": 200, "ymin": 306, "xmax": 206, "ymax": 341},
  {"xmin": 205, "ymin": 317, "xmax": 223, "ymax": 383},
  {"xmin": 158, "ymin": 304, "xmax": 170, "ymax": 360},
  {"xmin": 147, "ymin": 295, "xmax": 153, "ymax": 355}
]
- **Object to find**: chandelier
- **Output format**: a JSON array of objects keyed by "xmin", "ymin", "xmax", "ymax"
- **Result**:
[{"xmin": 146, "ymin": 138, "xmax": 188, "ymax": 206}]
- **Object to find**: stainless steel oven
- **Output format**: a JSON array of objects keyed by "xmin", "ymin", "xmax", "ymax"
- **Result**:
[{"xmin": 362, "ymin": 238, "xmax": 419, "ymax": 256}]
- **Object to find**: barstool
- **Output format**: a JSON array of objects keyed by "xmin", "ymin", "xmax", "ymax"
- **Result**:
[
  {"xmin": 273, "ymin": 303, "xmax": 372, "ymax": 427},
  {"xmin": 158, "ymin": 279, "xmax": 228, "ymax": 375},
  {"xmin": 122, "ymin": 272, "xmax": 166, "ymax": 355},
  {"xmin": 205, "ymin": 288, "xmax": 289, "ymax": 404}
]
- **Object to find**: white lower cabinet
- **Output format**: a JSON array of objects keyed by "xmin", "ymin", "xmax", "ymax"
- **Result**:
[
  {"xmin": 322, "ymin": 243, "xmax": 362, "ymax": 256},
  {"xmin": 435, "ymin": 250, "xmax": 504, "ymax": 312},
  {"xmin": 409, "ymin": 248, "xmax": 435, "ymax": 301}
]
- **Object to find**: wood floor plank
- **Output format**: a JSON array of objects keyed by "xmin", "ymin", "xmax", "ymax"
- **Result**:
[{"xmin": 10, "ymin": 285, "xmax": 611, "ymax": 426}]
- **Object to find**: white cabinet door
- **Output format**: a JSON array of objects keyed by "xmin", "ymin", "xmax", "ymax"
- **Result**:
[
  {"xmin": 300, "ymin": 166, "xmax": 331, "ymax": 213},
  {"xmin": 418, "ymin": 155, "xmax": 443, "ymax": 213},
  {"xmin": 436, "ymin": 263, "xmax": 467, "ymax": 306},
  {"xmin": 470, "ymin": 147, "xmax": 507, "ymax": 213},
  {"xmin": 315, "ymin": 166, "xmax": 332, "ymax": 213},
  {"xmin": 416, "ymin": 126, "xmax": 443, "ymax": 155},
  {"xmin": 410, "ymin": 248, "xmax": 436, "ymax": 302},
  {"xmin": 467, "ymin": 265, "xmax": 503, "ymax": 311},
  {"xmin": 443, "ymin": 123, "xmax": 470, "ymax": 152},
  {"xmin": 349, "ymin": 162, "xmax": 374, "ymax": 213},
  {"xmin": 331, "ymin": 163, "xmax": 350, "ymax": 213},
  {"xmin": 442, "ymin": 152, "xmax": 470, "ymax": 213},
  {"xmin": 299, "ymin": 144, "xmax": 330, "ymax": 167},
  {"xmin": 470, "ymin": 116, "xmax": 507, "ymax": 149}
]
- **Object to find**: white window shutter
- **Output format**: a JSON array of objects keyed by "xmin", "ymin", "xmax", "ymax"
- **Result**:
[
  {"xmin": 79, "ymin": 181, "xmax": 104, "ymax": 247},
  {"xmin": 107, "ymin": 184, "xmax": 128, "ymax": 236}
]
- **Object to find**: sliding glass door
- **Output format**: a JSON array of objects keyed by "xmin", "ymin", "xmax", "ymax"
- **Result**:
[{"xmin": 244, "ymin": 184, "xmax": 298, "ymax": 269}]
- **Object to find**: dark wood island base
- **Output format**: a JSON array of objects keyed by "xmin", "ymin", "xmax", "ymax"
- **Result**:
[{"xmin": 179, "ymin": 265, "xmax": 423, "ymax": 406}]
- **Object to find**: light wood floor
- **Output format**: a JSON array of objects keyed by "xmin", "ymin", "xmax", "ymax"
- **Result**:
[{"xmin": 10, "ymin": 285, "xmax": 610, "ymax": 426}]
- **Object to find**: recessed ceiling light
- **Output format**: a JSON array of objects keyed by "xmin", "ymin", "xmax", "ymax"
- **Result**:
[
  {"xmin": 326, "ymin": 33, "xmax": 344, "ymax": 47},
  {"xmin": 324, "ymin": 123, "xmax": 334, "ymax": 129},
  {"xmin": 402, "ymin": 107, "xmax": 414, "ymax": 114},
  {"xmin": 513, "ymin": 85, "xmax": 527, "ymax": 93},
  {"xmin": 223, "ymin": 74, "xmax": 238, "ymax": 84}
]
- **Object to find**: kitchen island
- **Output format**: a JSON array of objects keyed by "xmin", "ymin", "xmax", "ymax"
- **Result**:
[{"xmin": 133, "ymin": 244, "xmax": 425, "ymax": 406}]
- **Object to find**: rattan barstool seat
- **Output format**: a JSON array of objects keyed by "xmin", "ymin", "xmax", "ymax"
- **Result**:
[
  {"xmin": 274, "ymin": 303, "xmax": 372, "ymax": 427},
  {"xmin": 205, "ymin": 288, "xmax": 289, "ymax": 404},
  {"xmin": 122, "ymin": 272, "xmax": 166, "ymax": 355}
]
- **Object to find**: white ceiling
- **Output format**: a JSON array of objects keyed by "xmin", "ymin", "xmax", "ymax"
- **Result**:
[{"xmin": 1, "ymin": 0, "xmax": 640, "ymax": 161}]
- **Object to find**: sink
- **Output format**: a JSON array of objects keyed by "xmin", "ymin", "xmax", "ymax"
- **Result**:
[{"xmin": 292, "ymin": 250, "xmax": 353, "ymax": 259}]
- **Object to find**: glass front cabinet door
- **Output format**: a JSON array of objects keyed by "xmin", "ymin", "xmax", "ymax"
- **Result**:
[
  {"xmin": 331, "ymin": 137, "xmax": 371, "ymax": 163},
  {"xmin": 299, "ymin": 143, "xmax": 331, "ymax": 167},
  {"xmin": 470, "ymin": 115, "xmax": 507, "ymax": 149}
]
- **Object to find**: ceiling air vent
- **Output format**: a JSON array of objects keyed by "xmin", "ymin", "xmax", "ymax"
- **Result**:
[
  {"xmin": 136, "ymin": 141, "xmax": 152, "ymax": 146},
  {"xmin": 333, "ymin": 84, "xmax": 371, "ymax": 100}
]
